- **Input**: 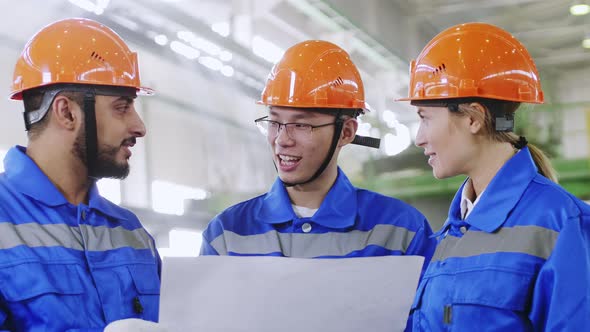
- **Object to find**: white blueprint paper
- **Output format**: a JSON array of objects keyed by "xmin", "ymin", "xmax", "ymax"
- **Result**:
[{"xmin": 159, "ymin": 255, "xmax": 424, "ymax": 332}]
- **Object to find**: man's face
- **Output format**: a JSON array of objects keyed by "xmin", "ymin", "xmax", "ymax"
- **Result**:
[
  {"xmin": 266, "ymin": 107, "xmax": 337, "ymax": 185},
  {"xmin": 73, "ymin": 94, "xmax": 146, "ymax": 179}
]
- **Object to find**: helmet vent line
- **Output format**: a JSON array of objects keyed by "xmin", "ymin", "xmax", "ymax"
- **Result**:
[
  {"xmin": 432, "ymin": 63, "xmax": 447, "ymax": 76},
  {"xmin": 329, "ymin": 76, "xmax": 344, "ymax": 87},
  {"xmin": 90, "ymin": 51, "xmax": 105, "ymax": 63}
]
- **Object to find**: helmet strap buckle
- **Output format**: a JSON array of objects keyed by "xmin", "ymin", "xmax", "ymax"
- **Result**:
[
  {"xmin": 490, "ymin": 109, "xmax": 515, "ymax": 132},
  {"xmin": 23, "ymin": 89, "xmax": 60, "ymax": 131}
]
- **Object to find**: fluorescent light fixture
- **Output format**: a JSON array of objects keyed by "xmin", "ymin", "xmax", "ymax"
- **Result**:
[
  {"xmin": 177, "ymin": 30, "xmax": 195, "ymax": 41},
  {"xmin": 170, "ymin": 41, "xmax": 200, "ymax": 60},
  {"xmin": 177, "ymin": 30, "xmax": 223, "ymax": 56},
  {"xmin": 211, "ymin": 22, "xmax": 230, "ymax": 37},
  {"xmin": 252, "ymin": 35, "xmax": 285, "ymax": 63},
  {"xmin": 68, "ymin": 0, "xmax": 97, "ymax": 12},
  {"xmin": 570, "ymin": 4, "xmax": 590, "ymax": 15},
  {"xmin": 154, "ymin": 34, "xmax": 168, "ymax": 46},
  {"xmin": 219, "ymin": 50, "xmax": 233, "ymax": 62},
  {"xmin": 221, "ymin": 65, "xmax": 235, "ymax": 77},
  {"xmin": 190, "ymin": 37, "xmax": 221, "ymax": 56},
  {"xmin": 108, "ymin": 14, "xmax": 139, "ymax": 31},
  {"xmin": 68, "ymin": 0, "xmax": 109, "ymax": 15},
  {"xmin": 583, "ymin": 37, "xmax": 590, "ymax": 48},
  {"xmin": 199, "ymin": 56, "xmax": 223, "ymax": 71}
]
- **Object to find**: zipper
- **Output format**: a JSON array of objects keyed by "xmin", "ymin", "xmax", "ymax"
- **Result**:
[{"xmin": 443, "ymin": 305, "xmax": 452, "ymax": 325}]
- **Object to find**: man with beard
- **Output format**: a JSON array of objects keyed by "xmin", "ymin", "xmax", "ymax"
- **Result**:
[{"xmin": 0, "ymin": 18, "xmax": 160, "ymax": 331}]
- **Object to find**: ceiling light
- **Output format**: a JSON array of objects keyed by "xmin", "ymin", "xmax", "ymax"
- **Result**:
[
  {"xmin": 570, "ymin": 3, "xmax": 590, "ymax": 16},
  {"xmin": 154, "ymin": 34, "xmax": 168, "ymax": 46},
  {"xmin": 170, "ymin": 41, "xmax": 200, "ymax": 60},
  {"xmin": 68, "ymin": 0, "xmax": 110, "ymax": 15},
  {"xmin": 199, "ymin": 57, "xmax": 223, "ymax": 71},
  {"xmin": 221, "ymin": 65, "xmax": 235, "ymax": 77},
  {"xmin": 178, "ymin": 31, "xmax": 222, "ymax": 56}
]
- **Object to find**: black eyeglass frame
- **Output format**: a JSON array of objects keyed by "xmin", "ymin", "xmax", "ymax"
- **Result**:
[{"xmin": 254, "ymin": 116, "xmax": 337, "ymax": 138}]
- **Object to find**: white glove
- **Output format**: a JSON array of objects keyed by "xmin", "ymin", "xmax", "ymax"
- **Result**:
[{"xmin": 104, "ymin": 318, "xmax": 169, "ymax": 332}]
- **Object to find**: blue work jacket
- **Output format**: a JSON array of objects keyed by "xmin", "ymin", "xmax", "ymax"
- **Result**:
[
  {"xmin": 201, "ymin": 168, "xmax": 435, "ymax": 265},
  {"xmin": 410, "ymin": 147, "xmax": 590, "ymax": 331},
  {"xmin": 0, "ymin": 146, "xmax": 161, "ymax": 331}
]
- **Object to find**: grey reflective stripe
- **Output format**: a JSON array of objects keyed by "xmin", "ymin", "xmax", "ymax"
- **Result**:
[
  {"xmin": 0, "ymin": 222, "xmax": 154, "ymax": 253},
  {"xmin": 0, "ymin": 222, "xmax": 83, "ymax": 250},
  {"xmin": 432, "ymin": 225, "xmax": 559, "ymax": 262},
  {"xmin": 210, "ymin": 224, "xmax": 416, "ymax": 257},
  {"xmin": 79, "ymin": 225, "xmax": 156, "ymax": 252}
]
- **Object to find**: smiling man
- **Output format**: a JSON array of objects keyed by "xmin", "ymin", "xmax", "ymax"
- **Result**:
[
  {"xmin": 0, "ymin": 18, "xmax": 160, "ymax": 330},
  {"xmin": 201, "ymin": 41, "xmax": 435, "ymax": 269}
]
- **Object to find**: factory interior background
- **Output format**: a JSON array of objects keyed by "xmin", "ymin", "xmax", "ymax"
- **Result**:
[{"xmin": 1, "ymin": 0, "xmax": 588, "ymax": 257}]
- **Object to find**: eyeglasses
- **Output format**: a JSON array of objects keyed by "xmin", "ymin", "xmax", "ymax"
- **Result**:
[{"xmin": 254, "ymin": 116, "xmax": 336, "ymax": 140}]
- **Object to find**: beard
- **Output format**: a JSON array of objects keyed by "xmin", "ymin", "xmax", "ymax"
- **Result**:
[{"xmin": 73, "ymin": 126, "xmax": 132, "ymax": 180}]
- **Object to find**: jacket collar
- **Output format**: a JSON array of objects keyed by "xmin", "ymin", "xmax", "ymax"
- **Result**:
[
  {"xmin": 446, "ymin": 147, "xmax": 538, "ymax": 233},
  {"xmin": 257, "ymin": 167, "xmax": 357, "ymax": 229},
  {"xmin": 4, "ymin": 145, "xmax": 128, "ymax": 221}
]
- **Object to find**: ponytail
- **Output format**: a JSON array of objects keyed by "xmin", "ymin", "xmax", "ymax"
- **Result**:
[
  {"xmin": 503, "ymin": 129, "xmax": 558, "ymax": 184},
  {"xmin": 525, "ymin": 142, "xmax": 558, "ymax": 183}
]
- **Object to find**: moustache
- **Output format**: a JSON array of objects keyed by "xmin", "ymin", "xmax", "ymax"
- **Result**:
[{"xmin": 121, "ymin": 137, "xmax": 137, "ymax": 147}]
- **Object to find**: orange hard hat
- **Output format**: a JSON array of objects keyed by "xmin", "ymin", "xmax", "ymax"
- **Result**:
[
  {"xmin": 399, "ymin": 22, "xmax": 543, "ymax": 104},
  {"xmin": 258, "ymin": 40, "xmax": 367, "ymax": 111},
  {"xmin": 10, "ymin": 18, "xmax": 153, "ymax": 100}
]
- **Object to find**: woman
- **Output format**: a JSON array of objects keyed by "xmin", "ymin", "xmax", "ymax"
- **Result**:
[{"xmin": 398, "ymin": 22, "xmax": 590, "ymax": 331}]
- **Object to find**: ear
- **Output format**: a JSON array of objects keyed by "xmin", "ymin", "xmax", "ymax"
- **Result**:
[
  {"xmin": 51, "ymin": 95, "xmax": 81, "ymax": 131},
  {"xmin": 338, "ymin": 117, "xmax": 358, "ymax": 147},
  {"xmin": 467, "ymin": 102, "xmax": 486, "ymax": 135}
]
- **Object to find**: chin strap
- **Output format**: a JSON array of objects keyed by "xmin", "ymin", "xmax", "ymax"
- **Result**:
[{"xmin": 83, "ymin": 91, "xmax": 98, "ymax": 178}]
